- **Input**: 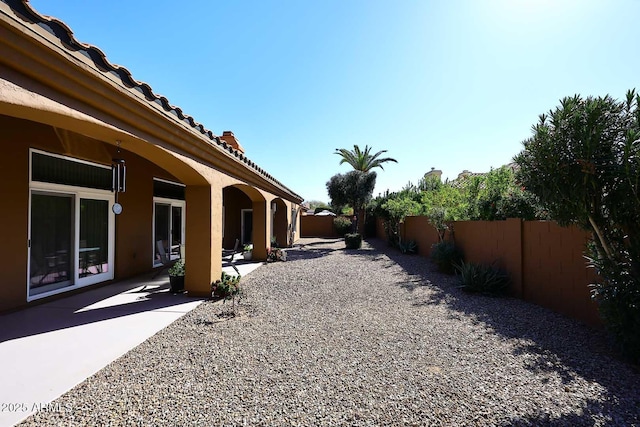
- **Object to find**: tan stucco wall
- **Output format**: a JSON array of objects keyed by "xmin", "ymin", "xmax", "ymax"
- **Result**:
[
  {"xmin": 273, "ymin": 199, "xmax": 289, "ymax": 247},
  {"xmin": 223, "ymin": 187, "xmax": 252, "ymax": 249},
  {"xmin": 0, "ymin": 11, "xmax": 303, "ymax": 307},
  {"xmin": 0, "ymin": 115, "xmax": 182, "ymax": 311},
  {"xmin": 0, "ymin": 112, "xmax": 304, "ymax": 309},
  {"xmin": 0, "ymin": 115, "xmax": 31, "ymax": 311}
]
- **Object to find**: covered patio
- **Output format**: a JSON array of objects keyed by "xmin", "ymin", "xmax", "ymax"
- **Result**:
[{"xmin": 0, "ymin": 257, "xmax": 263, "ymax": 427}]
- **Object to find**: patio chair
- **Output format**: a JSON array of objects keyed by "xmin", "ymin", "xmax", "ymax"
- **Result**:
[
  {"xmin": 222, "ymin": 238, "xmax": 241, "ymax": 274},
  {"xmin": 152, "ymin": 240, "xmax": 177, "ymax": 279}
]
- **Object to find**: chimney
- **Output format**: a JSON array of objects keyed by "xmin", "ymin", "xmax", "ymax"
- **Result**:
[{"xmin": 220, "ymin": 131, "xmax": 245, "ymax": 153}]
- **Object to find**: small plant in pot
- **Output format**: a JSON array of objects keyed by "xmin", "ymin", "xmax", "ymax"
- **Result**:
[
  {"xmin": 344, "ymin": 233, "xmax": 362, "ymax": 249},
  {"xmin": 243, "ymin": 243, "xmax": 253, "ymax": 260},
  {"xmin": 168, "ymin": 259, "xmax": 185, "ymax": 293}
]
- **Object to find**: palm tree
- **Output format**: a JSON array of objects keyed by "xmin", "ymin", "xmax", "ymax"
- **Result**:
[
  {"xmin": 333, "ymin": 145, "xmax": 397, "ymax": 235},
  {"xmin": 334, "ymin": 145, "xmax": 397, "ymax": 172}
]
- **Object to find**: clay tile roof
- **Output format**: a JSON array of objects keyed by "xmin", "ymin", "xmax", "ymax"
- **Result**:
[{"xmin": 4, "ymin": 0, "xmax": 302, "ymax": 202}]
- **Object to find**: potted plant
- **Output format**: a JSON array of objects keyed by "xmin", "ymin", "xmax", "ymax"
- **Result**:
[
  {"xmin": 168, "ymin": 259, "xmax": 185, "ymax": 293},
  {"xmin": 243, "ymin": 243, "xmax": 253, "ymax": 260}
]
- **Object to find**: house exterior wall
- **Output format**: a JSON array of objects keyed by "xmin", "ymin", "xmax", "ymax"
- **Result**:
[
  {"xmin": 0, "ymin": 114, "xmax": 182, "ymax": 312},
  {"xmin": 1, "ymin": 115, "xmax": 31, "ymax": 312},
  {"xmin": 0, "ymin": 0, "xmax": 303, "ymax": 310},
  {"xmin": 273, "ymin": 199, "xmax": 288, "ymax": 247},
  {"xmin": 222, "ymin": 187, "xmax": 252, "ymax": 249}
]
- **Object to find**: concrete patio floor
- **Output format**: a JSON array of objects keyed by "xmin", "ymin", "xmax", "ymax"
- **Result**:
[{"xmin": 0, "ymin": 258, "xmax": 262, "ymax": 427}]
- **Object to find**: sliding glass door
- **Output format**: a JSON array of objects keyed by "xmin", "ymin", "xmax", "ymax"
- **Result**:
[
  {"xmin": 29, "ymin": 190, "xmax": 114, "ymax": 298},
  {"xmin": 28, "ymin": 150, "xmax": 115, "ymax": 300},
  {"xmin": 153, "ymin": 199, "xmax": 185, "ymax": 266},
  {"xmin": 79, "ymin": 198, "xmax": 110, "ymax": 280},
  {"xmin": 29, "ymin": 192, "xmax": 73, "ymax": 294}
]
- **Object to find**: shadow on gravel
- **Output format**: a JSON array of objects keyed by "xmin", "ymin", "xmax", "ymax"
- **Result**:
[
  {"xmin": 362, "ymin": 237, "xmax": 640, "ymax": 425},
  {"xmin": 283, "ymin": 238, "xmax": 344, "ymax": 262},
  {"xmin": 502, "ymin": 399, "xmax": 618, "ymax": 427}
]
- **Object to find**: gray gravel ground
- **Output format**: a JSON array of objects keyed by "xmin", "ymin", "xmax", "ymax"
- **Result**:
[{"xmin": 21, "ymin": 237, "xmax": 640, "ymax": 426}]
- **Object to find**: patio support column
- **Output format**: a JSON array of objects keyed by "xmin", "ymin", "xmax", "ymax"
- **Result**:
[
  {"xmin": 252, "ymin": 200, "xmax": 268, "ymax": 260},
  {"xmin": 185, "ymin": 184, "xmax": 222, "ymax": 297}
]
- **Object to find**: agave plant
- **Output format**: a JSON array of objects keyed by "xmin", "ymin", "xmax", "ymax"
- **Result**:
[{"xmin": 454, "ymin": 261, "xmax": 510, "ymax": 296}]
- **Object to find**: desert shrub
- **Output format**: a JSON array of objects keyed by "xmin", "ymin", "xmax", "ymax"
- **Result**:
[
  {"xmin": 430, "ymin": 241, "xmax": 463, "ymax": 274},
  {"xmin": 515, "ymin": 90, "xmax": 640, "ymax": 362},
  {"xmin": 398, "ymin": 239, "xmax": 418, "ymax": 254},
  {"xmin": 211, "ymin": 272, "xmax": 241, "ymax": 298},
  {"xmin": 345, "ymin": 233, "xmax": 362, "ymax": 249},
  {"xmin": 333, "ymin": 216, "xmax": 352, "ymax": 236},
  {"xmin": 266, "ymin": 247, "xmax": 287, "ymax": 262},
  {"xmin": 454, "ymin": 261, "xmax": 510, "ymax": 296}
]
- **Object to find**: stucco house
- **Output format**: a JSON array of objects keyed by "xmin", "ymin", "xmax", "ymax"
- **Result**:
[{"xmin": 0, "ymin": 0, "xmax": 303, "ymax": 312}]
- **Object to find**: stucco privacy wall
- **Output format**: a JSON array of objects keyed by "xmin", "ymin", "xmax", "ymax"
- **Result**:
[
  {"xmin": 383, "ymin": 217, "xmax": 601, "ymax": 326},
  {"xmin": 301, "ymin": 215, "xmax": 339, "ymax": 238}
]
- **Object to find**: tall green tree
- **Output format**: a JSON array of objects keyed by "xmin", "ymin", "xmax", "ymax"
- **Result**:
[
  {"xmin": 326, "ymin": 171, "xmax": 377, "ymax": 226},
  {"xmin": 333, "ymin": 145, "xmax": 397, "ymax": 234},
  {"xmin": 334, "ymin": 145, "xmax": 397, "ymax": 172},
  {"xmin": 514, "ymin": 90, "xmax": 640, "ymax": 362}
]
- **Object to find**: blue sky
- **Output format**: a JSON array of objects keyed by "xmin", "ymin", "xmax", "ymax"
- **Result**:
[{"xmin": 29, "ymin": 0, "xmax": 640, "ymax": 203}]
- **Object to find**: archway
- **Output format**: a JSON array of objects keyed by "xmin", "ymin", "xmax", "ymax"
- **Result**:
[
  {"xmin": 271, "ymin": 198, "xmax": 289, "ymax": 247},
  {"xmin": 222, "ymin": 184, "xmax": 267, "ymax": 259}
]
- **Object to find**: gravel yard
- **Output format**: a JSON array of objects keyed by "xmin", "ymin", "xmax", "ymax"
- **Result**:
[{"xmin": 22, "ymin": 237, "xmax": 640, "ymax": 426}]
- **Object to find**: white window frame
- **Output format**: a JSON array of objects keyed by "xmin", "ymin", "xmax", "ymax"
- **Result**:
[{"xmin": 28, "ymin": 149, "xmax": 115, "ymax": 301}]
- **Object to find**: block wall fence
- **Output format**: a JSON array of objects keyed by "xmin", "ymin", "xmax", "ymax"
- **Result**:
[
  {"xmin": 300, "ymin": 213, "xmax": 365, "ymax": 238},
  {"xmin": 393, "ymin": 217, "xmax": 601, "ymax": 326},
  {"xmin": 300, "ymin": 215, "xmax": 339, "ymax": 238},
  {"xmin": 301, "ymin": 215, "xmax": 600, "ymax": 327}
]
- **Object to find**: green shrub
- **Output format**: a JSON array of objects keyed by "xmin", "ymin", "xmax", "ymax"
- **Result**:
[
  {"xmin": 588, "ymin": 250, "xmax": 640, "ymax": 362},
  {"xmin": 345, "ymin": 233, "xmax": 362, "ymax": 249},
  {"xmin": 454, "ymin": 261, "xmax": 510, "ymax": 296},
  {"xmin": 333, "ymin": 216, "xmax": 353, "ymax": 236},
  {"xmin": 430, "ymin": 241, "xmax": 463, "ymax": 274},
  {"xmin": 211, "ymin": 272, "xmax": 241, "ymax": 298},
  {"xmin": 168, "ymin": 259, "xmax": 185, "ymax": 277},
  {"xmin": 266, "ymin": 247, "xmax": 287, "ymax": 262},
  {"xmin": 398, "ymin": 239, "xmax": 418, "ymax": 254},
  {"xmin": 514, "ymin": 90, "xmax": 640, "ymax": 362}
]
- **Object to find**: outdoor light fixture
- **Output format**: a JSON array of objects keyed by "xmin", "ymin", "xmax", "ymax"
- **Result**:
[
  {"xmin": 271, "ymin": 202, "xmax": 277, "ymax": 212},
  {"xmin": 111, "ymin": 141, "xmax": 126, "ymax": 215},
  {"xmin": 112, "ymin": 158, "xmax": 126, "ymax": 193}
]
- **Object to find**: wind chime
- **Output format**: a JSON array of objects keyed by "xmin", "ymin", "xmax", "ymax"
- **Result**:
[{"xmin": 111, "ymin": 140, "xmax": 126, "ymax": 215}]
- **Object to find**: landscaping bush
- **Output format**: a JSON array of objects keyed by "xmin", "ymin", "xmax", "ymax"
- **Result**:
[
  {"xmin": 430, "ymin": 241, "xmax": 463, "ymax": 274},
  {"xmin": 345, "ymin": 233, "xmax": 362, "ymax": 249},
  {"xmin": 211, "ymin": 272, "xmax": 241, "ymax": 298},
  {"xmin": 398, "ymin": 239, "xmax": 418, "ymax": 254},
  {"xmin": 333, "ymin": 216, "xmax": 352, "ymax": 236},
  {"xmin": 266, "ymin": 247, "xmax": 287, "ymax": 262},
  {"xmin": 454, "ymin": 261, "xmax": 510, "ymax": 296},
  {"xmin": 515, "ymin": 90, "xmax": 640, "ymax": 362}
]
